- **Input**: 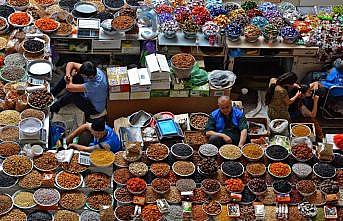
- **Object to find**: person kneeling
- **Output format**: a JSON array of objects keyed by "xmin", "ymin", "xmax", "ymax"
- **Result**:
[{"xmin": 205, "ymin": 96, "xmax": 249, "ymax": 148}]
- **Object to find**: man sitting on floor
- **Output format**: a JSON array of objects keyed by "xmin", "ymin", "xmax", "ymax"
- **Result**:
[
  {"xmin": 205, "ymin": 96, "xmax": 249, "ymax": 148},
  {"xmin": 66, "ymin": 119, "xmax": 120, "ymax": 153}
]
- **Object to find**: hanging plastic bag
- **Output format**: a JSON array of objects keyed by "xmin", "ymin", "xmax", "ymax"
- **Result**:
[
  {"xmin": 269, "ymin": 119, "xmax": 289, "ymax": 134},
  {"xmin": 5, "ymin": 91, "xmax": 18, "ymax": 110},
  {"xmin": 190, "ymin": 63, "xmax": 208, "ymax": 86}
]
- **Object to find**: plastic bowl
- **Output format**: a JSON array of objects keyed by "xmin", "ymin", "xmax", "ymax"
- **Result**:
[{"xmin": 19, "ymin": 117, "xmax": 43, "ymax": 136}]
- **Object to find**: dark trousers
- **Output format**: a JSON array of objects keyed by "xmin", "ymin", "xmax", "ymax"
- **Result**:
[
  {"xmin": 51, "ymin": 74, "xmax": 99, "ymax": 115},
  {"xmin": 208, "ymin": 135, "xmax": 227, "ymax": 148}
]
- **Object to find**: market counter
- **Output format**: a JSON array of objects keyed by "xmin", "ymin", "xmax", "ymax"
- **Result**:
[{"xmin": 107, "ymin": 96, "xmax": 218, "ymax": 126}]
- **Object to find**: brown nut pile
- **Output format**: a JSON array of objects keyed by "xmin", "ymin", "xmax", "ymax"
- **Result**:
[
  {"xmin": 146, "ymin": 143, "xmax": 169, "ymax": 161},
  {"xmin": 172, "ymin": 161, "xmax": 195, "ymax": 176},
  {"xmin": 8, "ymin": 0, "xmax": 29, "ymax": 7},
  {"xmin": 190, "ymin": 114, "xmax": 209, "ymax": 129},
  {"xmin": 59, "ymin": 190, "xmax": 86, "ymax": 210},
  {"xmin": 152, "ymin": 178, "xmax": 170, "ymax": 193},
  {"xmin": 86, "ymin": 191, "xmax": 112, "ymax": 210},
  {"xmin": 172, "ymin": 53, "xmax": 195, "ymax": 69},
  {"xmin": 28, "ymin": 89, "xmax": 53, "ymax": 109},
  {"xmin": 56, "ymin": 171, "xmax": 81, "ymax": 189},
  {"xmin": 34, "ymin": 152, "xmax": 59, "ymax": 171},
  {"xmin": 150, "ymin": 163, "xmax": 170, "ymax": 177},
  {"xmin": 54, "ymin": 210, "xmax": 79, "ymax": 221},
  {"xmin": 56, "ymin": 22, "xmax": 72, "ymax": 36},
  {"xmin": 0, "ymin": 126, "xmax": 19, "ymax": 141},
  {"xmin": 0, "ymin": 194, "xmax": 13, "ymax": 215},
  {"xmin": 114, "ymin": 187, "xmax": 133, "ymax": 203},
  {"xmin": 20, "ymin": 109, "xmax": 45, "ymax": 121},
  {"xmin": 111, "ymin": 15, "xmax": 134, "ymax": 30},
  {"xmin": 61, "ymin": 153, "xmax": 88, "ymax": 173},
  {"xmin": 0, "ymin": 142, "xmax": 20, "ymax": 157},
  {"xmin": 19, "ymin": 170, "xmax": 42, "ymax": 189},
  {"xmin": 3, "ymin": 155, "xmax": 32, "ymax": 176},
  {"xmin": 85, "ymin": 172, "xmax": 110, "ymax": 190},
  {"xmin": 202, "ymin": 201, "xmax": 221, "ymax": 215},
  {"xmin": 185, "ymin": 131, "xmax": 208, "ymax": 146}
]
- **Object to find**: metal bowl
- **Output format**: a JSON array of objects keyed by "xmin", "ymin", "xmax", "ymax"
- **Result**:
[
  {"xmin": 55, "ymin": 171, "xmax": 83, "ymax": 190},
  {"xmin": 8, "ymin": 12, "xmax": 33, "ymax": 28},
  {"xmin": 12, "ymin": 190, "xmax": 37, "ymax": 209},
  {"xmin": 2, "ymin": 155, "xmax": 33, "ymax": 177},
  {"xmin": 19, "ymin": 117, "xmax": 43, "ymax": 136},
  {"xmin": 0, "ymin": 193, "xmax": 13, "ymax": 216},
  {"xmin": 33, "ymin": 188, "xmax": 60, "ymax": 207}
]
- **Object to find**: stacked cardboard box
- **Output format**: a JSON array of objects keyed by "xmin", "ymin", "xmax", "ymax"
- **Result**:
[
  {"xmin": 128, "ymin": 68, "xmax": 151, "ymax": 100},
  {"xmin": 107, "ymin": 67, "xmax": 130, "ymax": 100},
  {"xmin": 146, "ymin": 54, "xmax": 171, "ymax": 97}
]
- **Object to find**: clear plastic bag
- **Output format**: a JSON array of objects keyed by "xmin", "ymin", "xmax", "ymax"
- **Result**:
[
  {"xmin": 15, "ymin": 93, "xmax": 28, "ymax": 112},
  {"xmin": 269, "ymin": 119, "xmax": 289, "ymax": 134},
  {"xmin": 291, "ymin": 136, "xmax": 313, "ymax": 149}
]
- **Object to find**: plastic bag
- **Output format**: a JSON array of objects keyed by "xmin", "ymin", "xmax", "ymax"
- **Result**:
[
  {"xmin": 291, "ymin": 136, "xmax": 313, "ymax": 149},
  {"xmin": 269, "ymin": 119, "xmax": 289, "ymax": 134},
  {"xmin": 248, "ymin": 121, "xmax": 267, "ymax": 135},
  {"xmin": 5, "ymin": 91, "xmax": 18, "ymax": 110},
  {"xmin": 15, "ymin": 93, "xmax": 28, "ymax": 112},
  {"xmin": 190, "ymin": 63, "xmax": 208, "ymax": 86}
]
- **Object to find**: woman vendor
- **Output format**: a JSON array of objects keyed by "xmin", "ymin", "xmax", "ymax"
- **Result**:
[
  {"xmin": 66, "ymin": 119, "xmax": 120, "ymax": 153},
  {"xmin": 265, "ymin": 72, "xmax": 301, "ymax": 121}
]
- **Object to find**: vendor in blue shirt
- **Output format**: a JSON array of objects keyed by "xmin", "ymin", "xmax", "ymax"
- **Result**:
[
  {"xmin": 321, "ymin": 58, "xmax": 343, "ymax": 97},
  {"xmin": 66, "ymin": 119, "xmax": 120, "ymax": 153},
  {"xmin": 205, "ymin": 96, "xmax": 249, "ymax": 148},
  {"xmin": 51, "ymin": 61, "xmax": 108, "ymax": 116}
]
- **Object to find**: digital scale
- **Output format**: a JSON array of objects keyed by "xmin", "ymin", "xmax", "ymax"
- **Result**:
[
  {"xmin": 155, "ymin": 119, "xmax": 184, "ymax": 141},
  {"xmin": 19, "ymin": 129, "xmax": 47, "ymax": 144},
  {"xmin": 77, "ymin": 18, "xmax": 100, "ymax": 38},
  {"xmin": 78, "ymin": 151, "xmax": 90, "ymax": 166}
]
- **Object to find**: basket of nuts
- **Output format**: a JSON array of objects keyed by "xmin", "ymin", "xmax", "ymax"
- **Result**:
[
  {"xmin": 28, "ymin": 89, "xmax": 54, "ymax": 110},
  {"xmin": 189, "ymin": 113, "xmax": 209, "ymax": 130},
  {"xmin": 171, "ymin": 53, "xmax": 195, "ymax": 79}
]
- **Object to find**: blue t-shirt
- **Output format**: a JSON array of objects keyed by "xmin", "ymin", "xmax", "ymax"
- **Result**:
[
  {"xmin": 83, "ymin": 68, "xmax": 108, "ymax": 113},
  {"xmin": 321, "ymin": 68, "xmax": 343, "ymax": 96},
  {"xmin": 90, "ymin": 125, "xmax": 120, "ymax": 153}
]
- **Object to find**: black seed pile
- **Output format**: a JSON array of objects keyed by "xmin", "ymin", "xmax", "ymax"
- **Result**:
[
  {"xmin": 313, "ymin": 163, "xmax": 336, "ymax": 178},
  {"xmin": 172, "ymin": 143, "xmax": 192, "ymax": 157},
  {"xmin": 93, "ymin": 11, "xmax": 114, "ymax": 22},
  {"xmin": 126, "ymin": 0, "xmax": 139, "ymax": 7},
  {"xmin": 24, "ymin": 40, "xmax": 45, "ymax": 53},
  {"xmin": 104, "ymin": 0, "xmax": 124, "ymax": 9},
  {"xmin": 241, "ymin": 186, "xmax": 256, "ymax": 204},
  {"xmin": 0, "ymin": 5, "xmax": 15, "ymax": 18},
  {"xmin": 0, "ymin": 171, "xmax": 17, "ymax": 187},
  {"xmin": 273, "ymin": 181, "xmax": 292, "ymax": 194},
  {"xmin": 59, "ymin": 0, "xmax": 78, "ymax": 12},
  {"xmin": 27, "ymin": 211, "xmax": 53, "ymax": 221},
  {"xmin": 221, "ymin": 161, "xmax": 244, "ymax": 177},
  {"xmin": 266, "ymin": 145, "xmax": 289, "ymax": 160}
]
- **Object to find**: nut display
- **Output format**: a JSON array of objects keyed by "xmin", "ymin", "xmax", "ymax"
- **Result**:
[
  {"xmin": 33, "ymin": 152, "xmax": 59, "ymax": 171},
  {"xmin": 18, "ymin": 170, "xmax": 42, "ymax": 189},
  {"xmin": 113, "ymin": 168, "xmax": 132, "ymax": 185},
  {"xmin": 172, "ymin": 161, "xmax": 195, "ymax": 176},
  {"xmin": 150, "ymin": 163, "xmax": 170, "ymax": 177},
  {"xmin": 202, "ymin": 179, "xmax": 221, "ymax": 193},
  {"xmin": 3, "ymin": 155, "xmax": 32, "ymax": 176},
  {"xmin": 20, "ymin": 109, "xmax": 45, "ymax": 121},
  {"xmin": 33, "ymin": 188, "xmax": 60, "ymax": 206},
  {"xmin": 86, "ymin": 191, "xmax": 112, "ymax": 211},
  {"xmin": 199, "ymin": 157, "xmax": 218, "ymax": 174},
  {"xmin": 85, "ymin": 172, "xmax": 110, "ymax": 190},
  {"xmin": 202, "ymin": 201, "xmax": 221, "ymax": 216},
  {"xmin": 0, "ymin": 194, "xmax": 12, "ymax": 215},
  {"xmin": 242, "ymin": 143, "xmax": 264, "ymax": 160},
  {"xmin": 146, "ymin": 143, "xmax": 169, "ymax": 161},
  {"xmin": 1, "ymin": 66, "xmax": 26, "ymax": 81},
  {"xmin": 190, "ymin": 113, "xmax": 209, "ymax": 130},
  {"xmin": 296, "ymin": 180, "xmax": 316, "ymax": 195},
  {"xmin": 114, "ymin": 187, "xmax": 133, "ymax": 203},
  {"xmin": 248, "ymin": 178, "xmax": 267, "ymax": 193},
  {"xmin": 190, "ymin": 188, "xmax": 208, "ymax": 203},
  {"xmin": 129, "ymin": 162, "xmax": 148, "ymax": 177},
  {"xmin": 59, "ymin": 190, "xmax": 86, "ymax": 210},
  {"xmin": 291, "ymin": 143, "xmax": 313, "ymax": 161},
  {"xmin": 13, "ymin": 191, "xmax": 35, "ymax": 208},
  {"xmin": 61, "ymin": 153, "xmax": 88, "ymax": 173},
  {"xmin": 0, "ymin": 110, "xmax": 20, "ymax": 126},
  {"xmin": 0, "ymin": 141, "xmax": 20, "ymax": 157},
  {"xmin": 151, "ymin": 178, "xmax": 170, "ymax": 193},
  {"xmin": 172, "ymin": 53, "xmax": 195, "ymax": 69},
  {"xmin": 219, "ymin": 144, "xmax": 241, "ymax": 160},
  {"xmin": 23, "ymin": 39, "xmax": 44, "ymax": 53},
  {"xmin": 28, "ymin": 89, "xmax": 54, "ymax": 109},
  {"xmin": 111, "ymin": 15, "xmax": 134, "ymax": 31},
  {"xmin": 313, "ymin": 163, "xmax": 336, "ymax": 178}
]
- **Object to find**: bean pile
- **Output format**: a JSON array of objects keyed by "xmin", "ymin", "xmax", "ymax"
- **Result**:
[
  {"xmin": 34, "ymin": 188, "xmax": 60, "ymax": 206},
  {"xmin": 80, "ymin": 210, "xmax": 100, "ymax": 221},
  {"xmin": 0, "ymin": 5, "xmax": 15, "ymax": 18},
  {"xmin": 192, "ymin": 205, "xmax": 208, "ymax": 221},
  {"xmin": 0, "ymin": 209, "xmax": 27, "ymax": 221},
  {"xmin": 0, "ymin": 110, "xmax": 20, "ymax": 126},
  {"xmin": 313, "ymin": 163, "xmax": 336, "ymax": 178},
  {"xmin": 4, "ymin": 53, "xmax": 26, "ymax": 67},
  {"xmin": 173, "ymin": 161, "xmax": 194, "ymax": 176},
  {"xmin": 172, "ymin": 53, "xmax": 195, "ymax": 69},
  {"xmin": 114, "ymin": 187, "xmax": 133, "ymax": 203},
  {"xmin": 0, "ymin": 194, "xmax": 12, "ymax": 214},
  {"xmin": 54, "ymin": 210, "xmax": 79, "ymax": 221},
  {"xmin": 292, "ymin": 163, "xmax": 312, "ymax": 177},
  {"xmin": 111, "ymin": 15, "xmax": 134, "ymax": 31},
  {"xmin": 145, "ymin": 186, "xmax": 159, "ymax": 203},
  {"xmin": 0, "ymin": 126, "xmax": 19, "ymax": 142},
  {"xmin": 165, "ymin": 186, "xmax": 181, "ymax": 204},
  {"xmin": 59, "ymin": 191, "xmax": 86, "ymax": 210},
  {"xmin": 199, "ymin": 157, "xmax": 218, "ymax": 174},
  {"xmin": 28, "ymin": 89, "xmax": 54, "ymax": 109},
  {"xmin": 152, "ymin": 178, "xmax": 170, "ymax": 192},
  {"xmin": 273, "ymin": 180, "xmax": 292, "ymax": 193},
  {"xmin": 297, "ymin": 180, "xmax": 316, "ymax": 194},
  {"xmin": 56, "ymin": 171, "xmax": 81, "ymax": 189},
  {"xmin": 266, "ymin": 145, "xmax": 289, "ymax": 160},
  {"xmin": 0, "ymin": 171, "xmax": 17, "ymax": 187},
  {"xmin": 246, "ymin": 163, "xmax": 265, "ymax": 176},
  {"xmin": 141, "ymin": 205, "xmax": 162, "ymax": 221},
  {"xmin": 27, "ymin": 211, "xmax": 52, "ymax": 221},
  {"xmin": 85, "ymin": 172, "xmax": 110, "ymax": 190},
  {"xmin": 185, "ymin": 131, "xmax": 207, "ymax": 145},
  {"xmin": 202, "ymin": 179, "xmax": 220, "ymax": 193},
  {"xmin": 103, "ymin": 0, "xmax": 124, "ymax": 9},
  {"xmin": 129, "ymin": 162, "xmax": 148, "ymax": 177},
  {"xmin": 248, "ymin": 178, "xmax": 267, "ymax": 193},
  {"xmin": 113, "ymin": 168, "xmax": 132, "ymax": 184},
  {"xmin": 87, "ymin": 191, "xmax": 112, "ymax": 210},
  {"xmin": 199, "ymin": 144, "xmax": 218, "ymax": 157},
  {"xmin": 320, "ymin": 180, "xmax": 339, "ymax": 194},
  {"xmin": 3, "ymin": 155, "xmax": 32, "ymax": 176},
  {"xmin": 191, "ymin": 188, "xmax": 208, "ymax": 203},
  {"xmin": 146, "ymin": 143, "xmax": 169, "ymax": 161},
  {"xmin": 222, "ymin": 161, "xmax": 244, "ymax": 177},
  {"xmin": 219, "ymin": 144, "xmax": 241, "ymax": 160},
  {"xmin": 176, "ymin": 179, "xmax": 196, "ymax": 192},
  {"xmin": 61, "ymin": 153, "xmax": 88, "ymax": 173},
  {"xmin": 242, "ymin": 143, "xmax": 263, "ymax": 159},
  {"xmin": 33, "ymin": 152, "xmax": 59, "ymax": 171},
  {"xmin": 23, "ymin": 40, "xmax": 44, "ymax": 53},
  {"xmin": 18, "ymin": 170, "xmax": 42, "ymax": 189},
  {"xmin": 114, "ymin": 151, "xmax": 128, "ymax": 167},
  {"xmin": 190, "ymin": 114, "xmax": 209, "ymax": 129},
  {"xmin": 203, "ymin": 201, "xmax": 221, "ymax": 215},
  {"xmin": 0, "ymin": 142, "xmax": 20, "ymax": 157},
  {"xmin": 292, "ymin": 143, "xmax": 313, "ymax": 161},
  {"xmin": 14, "ymin": 191, "xmax": 35, "ymax": 208},
  {"xmin": 115, "ymin": 205, "xmax": 135, "ymax": 221},
  {"xmin": 150, "ymin": 163, "xmax": 170, "ymax": 177},
  {"xmin": 56, "ymin": 22, "xmax": 72, "ymax": 36},
  {"xmin": 172, "ymin": 143, "xmax": 192, "ymax": 157},
  {"xmin": 1, "ymin": 66, "xmax": 25, "ymax": 81}
]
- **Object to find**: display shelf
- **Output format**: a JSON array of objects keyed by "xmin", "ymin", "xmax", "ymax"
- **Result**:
[{"xmin": 158, "ymin": 31, "xmax": 223, "ymax": 47}]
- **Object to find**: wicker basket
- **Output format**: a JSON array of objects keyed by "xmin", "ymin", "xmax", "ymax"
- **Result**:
[{"xmin": 171, "ymin": 53, "xmax": 195, "ymax": 79}]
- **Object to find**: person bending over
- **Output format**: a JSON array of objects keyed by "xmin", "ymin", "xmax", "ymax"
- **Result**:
[
  {"xmin": 205, "ymin": 96, "xmax": 249, "ymax": 148},
  {"xmin": 66, "ymin": 119, "xmax": 120, "ymax": 153},
  {"xmin": 51, "ymin": 61, "xmax": 108, "ymax": 116}
]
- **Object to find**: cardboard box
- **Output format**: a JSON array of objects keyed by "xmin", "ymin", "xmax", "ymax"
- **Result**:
[
  {"xmin": 171, "ymin": 76, "xmax": 192, "ymax": 90},
  {"xmin": 107, "ymin": 66, "xmax": 130, "ymax": 93},
  {"xmin": 146, "ymin": 54, "xmax": 170, "ymax": 80},
  {"xmin": 209, "ymin": 85, "xmax": 231, "ymax": 97},
  {"xmin": 128, "ymin": 68, "xmax": 152, "ymax": 92},
  {"xmin": 130, "ymin": 91, "xmax": 150, "ymax": 100},
  {"xmin": 109, "ymin": 92, "xmax": 130, "ymax": 100},
  {"xmin": 121, "ymin": 40, "xmax": 140, "ymax": 54},
  {"xmin": 170, "ymin": 90, "xmax": 189, "ymax": 97},
  {"xmin": 190, "ymin": 84, "xmax": 210, "ymax": 97},
  {"xmin": 151, "ymin": 78, "xmax": 171, "ymax": 90},
  {"xmin": 150, "ymin": 90, "xmax": 170, "ymax": 97}
]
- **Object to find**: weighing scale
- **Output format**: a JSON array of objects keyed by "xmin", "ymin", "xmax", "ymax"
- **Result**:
[
  {"xmin": 155, "ymin": 119, "xmax": 184, "ymax": 141},
  {"xmin": 77, "ymin": 18, "xmax": 100, "ymax": 38},
  {"xmin": 78, "ymin": 151, "xmax": 90, "ymax": 166},
  {"xmin": 19, "ymin": 129, "xmax": 47, "ymax": 144}
]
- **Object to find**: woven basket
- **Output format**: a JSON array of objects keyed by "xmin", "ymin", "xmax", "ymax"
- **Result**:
[{"xmin": 171, "ymin": 53, "xmax": 195, "ymax": 79}]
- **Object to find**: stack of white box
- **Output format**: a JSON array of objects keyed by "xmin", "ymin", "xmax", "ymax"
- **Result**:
[
  {"xmin": 128, "ymin": 68, "xmax": 152, "ymax": 100},
  {"xmin": 146, "ymin": 54, "xmax": 171, "ymax": 96}
]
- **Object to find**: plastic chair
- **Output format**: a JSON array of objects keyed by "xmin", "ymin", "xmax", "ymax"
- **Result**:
[{"xmin": 321, "ymin": 85, "xmax": 343, "ymax": 120}]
